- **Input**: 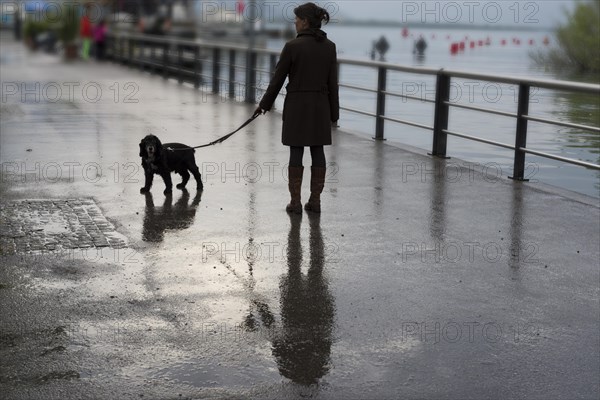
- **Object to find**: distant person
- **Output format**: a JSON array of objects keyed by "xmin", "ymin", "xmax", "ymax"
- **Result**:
[
  {"xmin": 255, "ymin": 2, "xmax": 339, "ymax": 214},
  {"xmin": 93, "ymin": 18, "xmax": 107, "ymax": 60},
  {"xmin": 374, "ymin": 35, "xmax": 389, "ymax": 60},
  {"xmin": 79, "ymin": 4, "xmax": 93, "ymax": 60},
  {"xmin": 413, "ymin": 35, "xmax": 427, "ymax": 56}
]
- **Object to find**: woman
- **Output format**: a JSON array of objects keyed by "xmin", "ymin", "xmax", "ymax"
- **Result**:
[{"xmin": 255, "ymin": 2, "xmax": 339, "ymax": 214}]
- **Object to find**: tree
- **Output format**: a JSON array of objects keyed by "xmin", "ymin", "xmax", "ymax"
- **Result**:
[{"xmin": 532, "ymin": 1, "xmax": 599, "ymax": 78}]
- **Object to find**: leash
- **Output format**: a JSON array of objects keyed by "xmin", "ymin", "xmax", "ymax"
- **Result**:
[{"xmin": 167, "ymin": 111, "xmax": 261, "ymax": 151}]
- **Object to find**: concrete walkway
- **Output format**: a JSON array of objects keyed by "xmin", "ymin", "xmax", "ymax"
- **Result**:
[{"xmin": 1, "ymin": 33, "xmax": 599, "ymax": 399}]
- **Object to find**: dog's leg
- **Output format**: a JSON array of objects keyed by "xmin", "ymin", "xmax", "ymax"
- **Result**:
[
  {"xmin": 140, "ymin": 169, "xmax": 153, "ymax": 193},
  {"xmin": 161, "ymin": 172, "xmax": 173, "ymax": 195},
  {"xmin": 177, "ymin": 170, "xmax": 190, "ymax": 189},
  {"xmin": 190, "ymin": 165, "xmax": 203, "ymax": 190}
]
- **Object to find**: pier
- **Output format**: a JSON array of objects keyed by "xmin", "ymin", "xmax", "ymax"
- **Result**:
[{"xmin": 1, "ymin": 31, "xmax": 599, "ymax": 399}]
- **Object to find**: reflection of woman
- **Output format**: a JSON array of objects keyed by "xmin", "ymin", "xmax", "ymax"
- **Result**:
[
  {"xmin": 255, "ymin": 2, "xmax": 339, "ymax": 214},
  {"xmin": 271, "ymin": 214, "xmax": 335, "ymax": 384}
]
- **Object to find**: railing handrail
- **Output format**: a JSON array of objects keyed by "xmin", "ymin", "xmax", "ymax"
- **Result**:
[
  {"xmin": 108, "ymin": 32, "xmax": 600, "ymax": 94},
  {"xmin": 107, "ymin": 32, "xmax": 282, "ymax": 56}
]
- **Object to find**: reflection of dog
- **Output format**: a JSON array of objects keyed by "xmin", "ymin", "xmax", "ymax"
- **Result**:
[
  {"xmin": 139, "ymin": 134, "xmax": 203, "ymax": 195},
  {"xmin": 142, "ymin": 190, "xmax": 202, "ymax": 242}
]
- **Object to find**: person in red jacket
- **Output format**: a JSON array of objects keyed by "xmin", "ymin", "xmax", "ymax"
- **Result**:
[
  {"xmin": 80, "ymin": 4, "xmax": 93, "ymax": 60},
  {"xmin": 255, "ymin": 2, "xmax": 339, "ymax": 214}
]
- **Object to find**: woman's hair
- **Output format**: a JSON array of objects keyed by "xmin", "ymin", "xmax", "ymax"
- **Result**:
[{"xmin": 294, "ymin": 2, "xmax": 330, "ymax": 29}]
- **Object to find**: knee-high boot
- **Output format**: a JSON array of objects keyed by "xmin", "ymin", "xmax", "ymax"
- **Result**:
[
  {"xmin": 304, "ymin": 166, "xmax": 326, "ymax": 213},
  {"xmin": 286, "ymin": 166, "xmax": 304, "ymax": 214}
]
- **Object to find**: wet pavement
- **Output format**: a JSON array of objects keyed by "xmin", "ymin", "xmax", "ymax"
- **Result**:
[{"xmin": 1, "ymin": 32, "xmax": 599, "ymax": 399}]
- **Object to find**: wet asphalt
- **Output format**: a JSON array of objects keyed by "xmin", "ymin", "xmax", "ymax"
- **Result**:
[{"xmin": 1, "ymin": 32, "xmax": 599, "ymax": 399}]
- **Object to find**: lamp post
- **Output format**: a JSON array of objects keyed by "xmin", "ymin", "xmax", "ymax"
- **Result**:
[{"xmin": 244, "ymin": 0, "xmax": 257, "ymax": 103}]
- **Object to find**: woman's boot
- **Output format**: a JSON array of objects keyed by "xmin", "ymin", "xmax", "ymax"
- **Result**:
[
  {"xmin": 286, "ymin": 166, "xmax": 304, "ymax": 214},
  {"xmin": 304, "ymin": 166, "xmax": 326, "ymax": 213}
]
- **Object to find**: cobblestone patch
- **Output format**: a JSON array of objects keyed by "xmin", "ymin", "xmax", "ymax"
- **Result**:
[{"xmin": 0, "ymin": 199, "xmax": 127, "ymax": 255}]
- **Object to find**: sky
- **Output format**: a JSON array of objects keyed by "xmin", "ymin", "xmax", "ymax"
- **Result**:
[
  {"xmin": 329, "ymin": 0, "xmax": 576, "ymax": 28},
  {"xmin": 201, "ymin": 1, "xmax": 579, "ymax": 29}
]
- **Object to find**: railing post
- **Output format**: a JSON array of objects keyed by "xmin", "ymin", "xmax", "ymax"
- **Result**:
[
  {"xmin": 163, "ymin": 42, "xmax": 169, "ymax": 79},
  {"xmin": 509, "ymin": 83, "xmax": 530, "ymax": 181},
  {"xmin": 107, "ymin": 35, "xmax": 113, "ymax": 60},
  {"xmin": 430, "ymin": 71, "xmax": 451, "ymax": 158},
  {"xmin": 374, "ymin": 66, "xmax": 387, "ymax": 140},
  {"xmin": 177, "ymin": 44, "xmax": 183, "ymax": 84},
  {"xmin": 269, "ymin": 54, "xmax": 277, "ymax": 76},
  {"xmin": 245, "ymin": 50, "xmax": 257, "ymax": 103},
  {"xmin": 229, "ymin": 50, "xmax": 236, "ymax": 99},
  {"xmin": 120, "ymin": 37, "xmax": 125, "ymax": 64},
  {"xmin": 212, "ymin": 48, "xmax": 221, "ymax": 94},
  {"xmin": 128, "ymin": 38, "xmax": 134, "ymax": 67},
  {"xmin": 140, "ymin": 40, "xmax": 146, "ymax": 71},
  {"xmin": 194, "ymin": 46, "xmax": 201, "ymax": 89}
]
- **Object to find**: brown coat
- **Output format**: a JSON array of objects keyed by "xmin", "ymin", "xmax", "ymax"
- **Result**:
[{"xmin": 259, "ymin": 30, "xmax": 339, "ymax": 147}]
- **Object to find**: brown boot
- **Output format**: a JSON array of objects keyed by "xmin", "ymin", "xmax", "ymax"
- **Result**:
[
  {"xmin": 286, "ymin": 166, "xmax": 303, "ymax": 214},
  {"xmin": 304, "ymin": 166, "xmax": 326, "ymax": 213}
]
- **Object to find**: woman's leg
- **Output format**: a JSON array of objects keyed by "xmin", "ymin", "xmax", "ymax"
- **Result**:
[
  {"xmin": 289, "ymin": 146, "xmax": 304, "ymax": 167},
  {"xmin": 309, "ymin": 146, "xmax": 326, "ymax": 167}
]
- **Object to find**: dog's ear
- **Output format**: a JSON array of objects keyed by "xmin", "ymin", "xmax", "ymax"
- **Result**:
[
  {"xmin": 154, "ymin": 137, "xmax": 162, "ymax": 158},
  {"xmin": 139, "ymin": 141, "xmax": 146, "ymax": 158}
]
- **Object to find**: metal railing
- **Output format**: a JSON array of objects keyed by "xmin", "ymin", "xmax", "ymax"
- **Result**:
[{"xmin": 106, "ymin": 33, "xmax": 600, "ymax": 180}]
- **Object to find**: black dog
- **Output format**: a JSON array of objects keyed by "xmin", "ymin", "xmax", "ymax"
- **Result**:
[{"xmin": 139, "ymin": 134, "xmax": 203, "ymax": 195}]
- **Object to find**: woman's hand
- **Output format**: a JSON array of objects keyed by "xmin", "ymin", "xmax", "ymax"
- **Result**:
[{"xmin": 253, "ymin": 106, "xmax": 266, "ymax": 118}]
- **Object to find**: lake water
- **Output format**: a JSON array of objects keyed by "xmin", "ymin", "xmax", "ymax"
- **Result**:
[{"xmin": 263, "ymin": 24, "xmax": 600, "ymax": 198}]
